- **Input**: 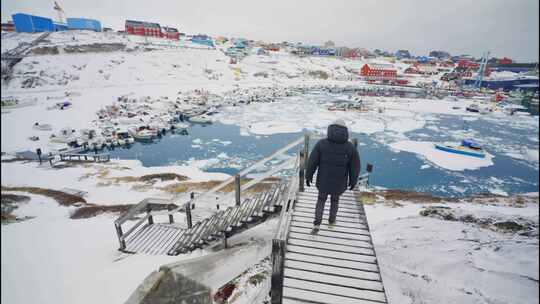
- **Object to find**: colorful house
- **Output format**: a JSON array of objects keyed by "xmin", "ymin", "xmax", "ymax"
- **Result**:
[
  {"xmin": 360, "ymin": 63, "xmax": 397, "ymax": 80},
  {"xmin": 125, "ymin": 20, "xmax": 161, "ymax": 37},
  {"xmin": 162, "ymin": 27, "xmax": 180, "ymax": 40}
]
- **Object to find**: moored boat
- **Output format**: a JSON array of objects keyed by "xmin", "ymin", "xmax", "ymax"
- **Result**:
[
  {"xmin": 189, "ymin": 114, "xmax": 212, "ymax": 124},
  {"xmin": 435, "ymin": 139, "xmax": 486, "ymax": 158},
  {"xmin": 128, "ymin": 126, "xmax": 155, "ymax": 141}
]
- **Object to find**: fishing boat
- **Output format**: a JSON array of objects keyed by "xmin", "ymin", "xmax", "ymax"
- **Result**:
[
  {"xmin": 50, "ymin": 128, "xmax": 77, "ymax": 143},
  {"xmin": 466, "ymin": 104, "xmax": 480, "ymax": 113},
  {"xmin": 128, "ymin": 126, "xmax": 155, "ymax": 141},
  {"xmin": 115, "ymin": 130, "xmax": 135, "ymax": 145},
  {"xmin": 171, "ymin": 122, "xmax": 189, "ymax": 130},
  {"xmin": 435, "ymin": 139, "xmax": 486, "ymax": 158},
  {"xmin": 189, "ymin": 114, "xmax": 213, "ymax": 124}
]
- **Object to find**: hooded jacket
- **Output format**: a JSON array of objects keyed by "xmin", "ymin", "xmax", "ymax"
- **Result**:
[{"xmin": 305, "ymin": 124, "xmax": 361, "ymax": 194}]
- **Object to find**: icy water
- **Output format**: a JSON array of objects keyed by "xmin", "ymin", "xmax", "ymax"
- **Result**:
[{"xmin": 107, "ymin": 96, "xmax": 539, "ymax": 198}]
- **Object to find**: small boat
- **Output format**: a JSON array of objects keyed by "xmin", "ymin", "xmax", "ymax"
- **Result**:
[
  {"xmin": 33, "ymin": 123, "xmax": 53, "ymax": 131},
  {"xmin": 115, "ymin": 131, "xmax": 134, "ymax": 145},
  {"xmin": 171, "ymin": 122, "xmax": 189, "ymax": 130},
  {"xmin": 129, "ymin": 126, "xmax": 154, "ymax": 141},
  {"xmin": 435, "ymin": 139, "xmax": 486, "ymax": 158},
  {"xmin": 466, "ymin": 104, "xmax": 480, "ymax": 113},
  {"xmin": 189, "ymin": 114, "xmax": 212, "ymax": 124},
  {"xmin": 50, "ymin": 128, "xmax": 77, "ymax": 143}
]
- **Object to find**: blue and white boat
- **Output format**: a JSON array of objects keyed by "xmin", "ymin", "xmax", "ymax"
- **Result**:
[{"xmin": 435, "ymin": 139, "xmax": 486, "ymax": 158}]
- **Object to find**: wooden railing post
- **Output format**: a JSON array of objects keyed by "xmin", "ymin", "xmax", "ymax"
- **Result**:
[
  {"xmin": 299, "ymin": 151, "xmax": 305, "ymax": 192},
  {"xmin": 303, "ymin": 133, "xmax": 310, "ymax": 169},
  {"xmin": 235, "ymin": 174, "xmax": 241, "ymax": 206},
  {"xmin": 271, "ymin": 238, "xmax": 285, "ymax": 304},
  {"xmin": 168, "ymin": 205, "xmax": 174, "ymax": 223},
  {"xmin": 115, "ymin": 223, "xmax": 126, "ymax": 250},
  {"xmin": 147, "ymin": 205, "xmax": 153, "ymax": 225},
  {"xmin": 185, "ymin": 201, "xmax": 193, "ymax": 229}
]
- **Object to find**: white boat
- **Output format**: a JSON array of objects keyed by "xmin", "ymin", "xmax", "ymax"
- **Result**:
[
  {"xmin": 129, "ymin": 127, "xmax": 154, "ymax": 141},
  {"xmin": 33, "ymin": 123, "xmax": 53, "ymax": 131},
  {"xmin": 189, "ymin": 114, "xmax": 213, "ymax": 124},
  {"xmin": 115, "ymin": 130, "xmax": 134, "ymax": 145},
  {"xmin": 171, "ymin": 122, "xmax": 189, "ymax": 130},
  {"xmin": 50, "ymin": 128, "xmax": 77, "ymax": 143}
]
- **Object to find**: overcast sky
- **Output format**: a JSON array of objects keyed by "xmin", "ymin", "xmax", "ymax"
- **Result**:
[{"xmin": 2, "ymin": 0, "xmax": 539, "ymax": 61}]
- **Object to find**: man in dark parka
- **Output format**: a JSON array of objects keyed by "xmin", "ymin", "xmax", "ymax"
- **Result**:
[{"xmin": 305, "ymin": 119, "xmax": 361, "ymax": 233}]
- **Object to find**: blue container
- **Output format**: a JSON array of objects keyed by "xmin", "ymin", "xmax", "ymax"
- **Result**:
[
  {"xmin": 67, "ymin": 18, "xmax": 102, "ymax": 31},
  {"xmin": 54, "ymin": 23, "xmax": 68, "ymax": 31},
  {"xmin": 12, "ymin": 13, "xmax": 54, "ymax": 32}
]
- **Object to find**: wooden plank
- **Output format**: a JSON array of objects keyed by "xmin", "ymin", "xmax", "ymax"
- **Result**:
[
  {"xmin": 293, "ymin": 204, "xmax": 363, "ymax": 216},
  {"xmin": 286, "ymin": 245, "xmax": 377, "ymax": 263},
  {"xmin": 292, "ymin": 215, "xmax": 366, "ymax": 228},
  {"xmin": 298, "ymin": 194, "xmax": 360, "ymax": 205},
  {"xmin": 124, "ymin": 222, "xmax": 150, "ymax": 244},
  {"xmin": 288, "ymin": 232, "xmax": 373, "ymax": 249},
  {"xmin": 288, "ymin": 238, "xmax": 374, "ymax": 256},
  {"xmin": 158, "ymin": 229, "xmax": 185, "ymax": 255},
  {"xmin": 284, "ymin": 268, "xmax": 384, "ymax": 292},
  {"xmin": 283, "ymin": 282, "xmax": 386, "ymax": 304},
  {"xmin": 289, "ymin": 226, "xmax": 371, "ymax": 242},
  {"xmin": 150, "ymin": 226, "xmax": 179, "ymax": 255},
  {"xmin": 139, "ymin": 225, "xmax": 170, "ymax": 254},
  {"xmin": 293, "ymin": 207, "xmax": 360, "ymax": 220},
  {"xmin": 290, "ymin": 221, "xmax": 371, "ymax": 235},
  {"xmin": 291, "ymin": 211, "xmax": 362, "ymax": 224},
  {"xmin": 143, "ymin": 225, "xmax": 171, "ymax": 254},
  {"xmin": 285, "ymin": 252, "xmax": 379, "ymax": 272},
  {"xmin": 127, "ymin": 225, "xmax": 159, "ymax": 252},
  {"xmin": 285, "ymin": 260, "xmax": 381, "ymax": 281},
  {"xmin": 134, "ymin": 225, "xmax": 164, "ymax": 253},
  {"xmin": 298, "ymin": 194, "xmax": 359, "ymax": 206},
  {"xmin": 294, "ymin": 201, "xmax": 360, "ymax": 213}
]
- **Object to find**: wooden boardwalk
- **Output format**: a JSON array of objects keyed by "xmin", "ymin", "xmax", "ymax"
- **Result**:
[{"xmin": 277, "ymin": 185, "xmax": 388, "ymax": 304}]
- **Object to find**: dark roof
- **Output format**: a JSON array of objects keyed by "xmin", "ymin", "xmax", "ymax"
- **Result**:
[
  {"xmin": 126, "ymin": 20, "xmax": 161, "ymax": 29},
  {"xmin": 125, "ymin": 20, "xmax": 143, "ymax": 26},
  {"xmin": 162, "ymin": 26, "xmax": 178, "ymax": 32},
  {"xmin": 143, "ymin": 22, "xmax": 161, "ymax": 29}
]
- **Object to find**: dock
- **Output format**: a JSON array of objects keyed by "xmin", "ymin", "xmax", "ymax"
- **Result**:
[{"xmin": 59, "ymin": 152, "xmax": 110, "ymax": 162}]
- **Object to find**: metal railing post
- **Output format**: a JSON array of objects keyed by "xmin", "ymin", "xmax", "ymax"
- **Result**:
[
  {"xmin": 271, "ymin": 238, "xmax": 285, "ymax": 304},
  {"xmin": 235, "ymin": 174, "xmax": 241, "ymax": 206}
]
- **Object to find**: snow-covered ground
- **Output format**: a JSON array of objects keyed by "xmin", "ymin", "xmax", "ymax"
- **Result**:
[{"xmin": 2, "ymin": 190, "xmax": 537, "ymax": 304}]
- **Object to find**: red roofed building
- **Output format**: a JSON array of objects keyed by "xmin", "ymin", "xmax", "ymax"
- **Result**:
[{"xmin": 360, "ymin": 63, "xmax": 397, "ymax": 80}]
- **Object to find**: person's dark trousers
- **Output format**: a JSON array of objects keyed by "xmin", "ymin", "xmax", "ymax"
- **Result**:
[{"xmin": 313, "ymin": 192, "xmax": 340, "ymax": 226}]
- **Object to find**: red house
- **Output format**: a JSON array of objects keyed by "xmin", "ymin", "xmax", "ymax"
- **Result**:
[
  {"xmin": 162, "ymin": 27, "xmax": 180, "ymax": 40},
  {"xmin": 360, "ymin": 63, "xmax": 397, "ymax": 80},
  {"xmin": 457, "ymin": 59, "xmax": 480, "ymax": 69},
  {"xmin": 1, "ymin": 21, "xmax": 15, "ymax": 32},
  {"xmin": 125, "ymin": 20, "xmax": 162, "ymax": 38},
  {"xmin": 498, "ymin": 57, "xmax": 512, "ymax": 65}
]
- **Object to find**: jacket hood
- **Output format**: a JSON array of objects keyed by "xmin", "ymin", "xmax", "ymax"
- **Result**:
[{"xmin": 327, "ymin": 124, "xmax": 349, "ymax": 144}]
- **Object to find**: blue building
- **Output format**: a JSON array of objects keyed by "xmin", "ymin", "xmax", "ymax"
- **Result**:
[
  {"xmin": 67, "ymin": 18, "xmax": 102, "ymax": 31},
  {"xmin": 191, "ymin": 34, "xmax": 214, "ymax": 47},
  {"xmin": 12, "ymin": 13, "xmax": 54, "ymax": 32}
]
